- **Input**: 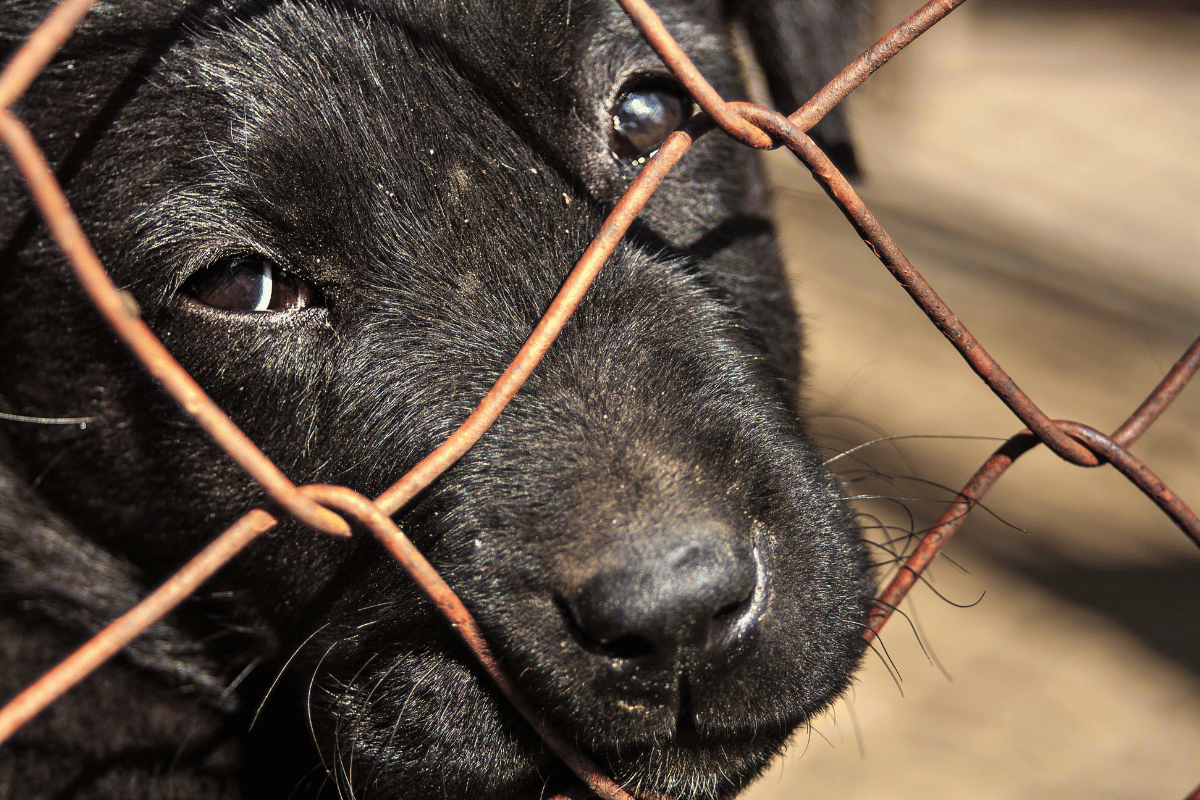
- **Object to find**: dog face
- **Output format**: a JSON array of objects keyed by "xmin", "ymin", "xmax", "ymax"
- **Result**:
[{"xmin": 0, "ymin": 1, "xmax": 871, "ymax": 798}]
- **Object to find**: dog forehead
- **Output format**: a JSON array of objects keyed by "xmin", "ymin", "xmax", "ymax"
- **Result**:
[
  {"xmin": 101, "ymin": 2, "xmax": 593, "ymax": 279},
  {"xmin": 124, "ymin": 1, "xmax": 727, "ymax": 259},
  {"xmin": 185, "ymin": 2, "xmax": 575, "ymax": 130},
  {"xmin": 178, "ymin": 0, "xmax": 731, "ymax": 134}
]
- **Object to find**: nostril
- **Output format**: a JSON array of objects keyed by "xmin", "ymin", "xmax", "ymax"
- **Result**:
[
  {"xmin": 713, "ymin": 595, "xmax": 750, "ymax": 620},
  {"xmin": 602, "ymin": 635, "xmax": 656, "ymax": 660},
  {"xmin": 704, "ymin": 588, "xmax": 755, "ymax": 653},
  {"xmin": 556, "ymin": 596, "xmax": 659, "ymax": 660}
]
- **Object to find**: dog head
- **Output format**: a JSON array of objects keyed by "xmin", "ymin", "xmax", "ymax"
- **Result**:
[{"xmin": 0, "ymin": 1, "xmax": 871, "ymax": 798}]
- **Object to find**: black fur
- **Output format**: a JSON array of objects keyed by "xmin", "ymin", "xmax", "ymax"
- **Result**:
[{"xmin": 0, "ymin": 1, "xmax": 871, "ymax": 797}]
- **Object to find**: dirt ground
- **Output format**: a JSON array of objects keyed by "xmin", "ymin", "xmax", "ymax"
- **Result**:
[{"xmin": 743, "ymin": 1, "xmax": 1200, "ymax": 797}]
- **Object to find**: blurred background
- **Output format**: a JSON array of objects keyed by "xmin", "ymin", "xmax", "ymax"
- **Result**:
[{"xmin": 745, "ymin": 0, "xmax": 1200, "ymax": 797}]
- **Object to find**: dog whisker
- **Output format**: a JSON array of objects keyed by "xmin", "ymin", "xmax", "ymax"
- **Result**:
[
  {"xmin": 251, "ymin": 633, "xmax": 330, "ymax": 736},
  {"xmin": 823, "ymin": 433, "xmax": 1008, "ymax": 466},
  {"xmin": 0, "ymin": 411, "xmax": 95, "ymax": 426}
]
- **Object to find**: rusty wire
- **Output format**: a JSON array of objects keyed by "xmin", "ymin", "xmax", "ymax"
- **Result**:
[{"xmin": 0, "ymin": 0, "xmax": 1197, "ymax": 797}]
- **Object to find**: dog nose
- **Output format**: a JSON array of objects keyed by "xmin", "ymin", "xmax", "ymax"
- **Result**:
[{"xmin": 562, "ymin": 526, "xmax": 763, "ymax": 669}]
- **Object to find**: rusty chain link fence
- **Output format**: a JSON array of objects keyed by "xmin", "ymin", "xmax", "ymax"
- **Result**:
[{"xmin": 1, "ymin": 0, "xmax": 1197, "ymax": 797}]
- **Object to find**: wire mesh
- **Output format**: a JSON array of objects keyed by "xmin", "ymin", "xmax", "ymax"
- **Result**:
[{"xmin": 0, "ymin": 0, "xmax": 1196, "ymax": 797}]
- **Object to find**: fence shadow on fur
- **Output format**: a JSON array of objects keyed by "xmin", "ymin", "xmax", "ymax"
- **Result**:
[{"xmin": 0, "ymin": 0, "xmax": 1197, "ymax": 797}]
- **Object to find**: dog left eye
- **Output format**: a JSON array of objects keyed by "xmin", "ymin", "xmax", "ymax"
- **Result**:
[
  {"xmin": 182, "ymin": 256, "xmax": 316, "ymax": 312},
  {"xmin": 610, "ymin": 84, "xmax": 692, "ymax": 166}
]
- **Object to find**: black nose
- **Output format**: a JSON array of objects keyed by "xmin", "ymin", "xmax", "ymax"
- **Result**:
[{"xmin": 561, "ymin": 524, "xmax": 765, "ymax": 670}]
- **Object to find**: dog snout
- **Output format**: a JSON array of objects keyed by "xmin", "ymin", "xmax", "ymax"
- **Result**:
[{"xmin": 560, "ymin": 523, "xmax": 766, "ymax": 672}]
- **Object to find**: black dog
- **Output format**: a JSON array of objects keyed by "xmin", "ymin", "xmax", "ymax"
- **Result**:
[{"xmin": 0, "ymin": 1, "xmax": 871, "ymax": 797}]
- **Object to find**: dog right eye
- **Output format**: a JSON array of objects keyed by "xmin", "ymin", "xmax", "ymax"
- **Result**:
[
  {"xmin": 182, "ymin": 256, "xmax": 317, "ymax": 312},
  {"xmin": 610, "ymin": 83, "xmax": 693, "ymax": 166}
]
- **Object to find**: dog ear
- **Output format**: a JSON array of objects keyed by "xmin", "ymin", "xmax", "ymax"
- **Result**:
[{"xmin": 733, "ymin": 0, "xmax": 867, "ymax": 178}]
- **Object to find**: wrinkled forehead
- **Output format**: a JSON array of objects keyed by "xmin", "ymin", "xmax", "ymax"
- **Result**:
[
  {"xmin": 158, "ymin": 0, "xmax": 655, "ymax": 190},
  {"xmin": 151, "ymin": 1, "xmax": 726, "ymax": 197},
  {"xmin": 25, "ymin": 0, "xmax": 735, "ymax": 158},
  {"xmin": 183, "ymin": 1, "xmax": 581, "ymax": 133},
  {"xmin": 199, "ymin": 0, "xmax": 590, "ymax": 100},
  {"xmin": 20, "ymin": 0, "xmax": 741, "ymax": 272},
  {"xmin": 151, "ymin": 1, "xmax": 608, "ymax": 243}
]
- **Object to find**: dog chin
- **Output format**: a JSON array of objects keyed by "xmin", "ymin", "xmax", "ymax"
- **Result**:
[
  {"xmin": 326, "ymin": 651, "xmax": 793, "ymax": 800},
  {"xmin": 498, "ymin": 732, "xmax": 788, "ymax": 800},
  {"xmin": 596, "ymin": 735, "xmax": 787, "ymax": 800}
]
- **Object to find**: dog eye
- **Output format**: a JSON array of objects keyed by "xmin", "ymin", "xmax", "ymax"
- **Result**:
[
  {"xmin": 182, "ymin": 256, "xmax": 317, "ymax": 312},
  {"xmin": 610, "ymin": 84, "xmax": 692, "ymax": 166}
]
